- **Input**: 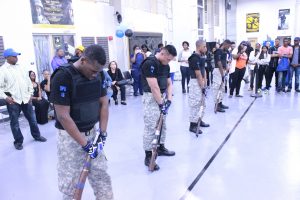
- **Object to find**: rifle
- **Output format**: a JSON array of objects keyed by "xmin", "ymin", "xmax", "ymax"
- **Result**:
[
  {"xmin": 149, "ymin": 113, "xmax": 164, "ymax": 172},
  {"xmin": 73, "ymin": 131, "xmax": 103, "ymax": 200},
  {"xmin": 195, "ymin": 91, "xmax": 206, "ymax": 137},
  {"xmin": 214, "ymin": 81, "xmax": 224, "ymax": 113}
]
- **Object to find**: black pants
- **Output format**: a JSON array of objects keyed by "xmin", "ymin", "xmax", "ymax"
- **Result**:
[
  {"xmin": 265, "ymin": 65, "xmax": 278, "ymax": 89},
  {"xmin": 180, "ymin": 66, "xmax": 190, "ymax": 90},
  {"xmin": 230, "ymin": 67, "xmax": 246, "ymax": 95},
  {"xmin": 32, "ymin": 98, "xmax": 50, "ymax": 124},
  {"xmin": 112, "ymin": 85, "xmax": 126, "ymax": 101},
  {"xmin": 257, "ymin": 65, "xmax": 267, "ymax": 90},
  {"xmin": 205, "ymin": 67, "xmax": 213, "ymax": 86},
  {"xmin": 6, "ymin": 102, "xmax": 41, "ymax": 144}
]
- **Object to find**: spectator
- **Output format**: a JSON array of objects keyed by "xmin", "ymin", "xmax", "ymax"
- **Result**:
[
  {"xmin": 40, "ymin": 69, "xmax": 51, "ymax": 99},
  {"xmin": 51, "ymin": 48, "xmax": 68, "ymax": 71},
  {"xmin": 68, "ymin": 45, "xmax": 85, "ymax": 63},
  {"xmin": 0, "ymin": 48, "xmax": 47, "ymax": 150},
  {"xmin": 287, "ymin": 37, "xmax": 300, "ymax": 92},
  {"xmin": 29, "ymin": 71, "xmax": 50, "ymax": 124},
  {"xmin": 230, "ymin": 42, "xmax": 248, "ymax": 97},
  {"xmin": 256, "ymin": 46, "xmax": 271, "ymax": 94},
  {"xmin": 267, "ymin": 38, "xmax": 280, "ymax": 91},
  {"xmin": 277, "ymin": 38, "xmax": 293, "ymax": 92},
  {"xmin": 178, "ymin": 41, "xmax": 192, "ymax": 93},
  {"xmin": 108, "ymin": 61, "xmax": 127, "ymax": 105},
  {"xmin": 141, "ymin": 44, "xmax": 152, "ymax": 57},
  {"xmin": 154, "ymin": 43, "xmax": 164, "ymax": 55},
  {"xmin": 130, "ymin": 45, "xmax": 145, "ymax": 96}
]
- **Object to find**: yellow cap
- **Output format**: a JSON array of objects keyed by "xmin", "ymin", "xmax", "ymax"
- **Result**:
[{"xmin": 76, "ymin": 45, "xmax": 85, "ymax": 52}]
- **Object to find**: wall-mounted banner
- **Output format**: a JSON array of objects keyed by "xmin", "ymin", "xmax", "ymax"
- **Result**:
[
  {"xmin": 246, "ymin": 13, "xmax": 259, "ymax": 33},
  {"xmin": 278, "ymin": 9, "xmax": 290, "ymax": 30},
  {"xmin": 30, "ymin": 0, "xmax": 74, "ymax": 27}
]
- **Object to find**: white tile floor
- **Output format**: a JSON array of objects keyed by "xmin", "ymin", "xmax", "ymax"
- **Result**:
[{"xmin": 0, "ymin": 81, "xmax": 300, "ymax": 200}]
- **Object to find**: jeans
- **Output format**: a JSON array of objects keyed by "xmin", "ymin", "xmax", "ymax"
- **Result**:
[
  {"xmin": 7, "ymin": 102, "xmax": 41, "ymax": 144},
  {"xmin": 112, "ymin": 85, "xmax": 126, "ymax": 101},
  {"xmin": 180, "ymin": 66, "xmax": 190, "ymax": 91},
  {"xmin": 257, "ymin": 65, "xmax": 267, "ymax": 89},
  {"xmin": 277, "ymin": 71, "xmax": 288, "ymax": 91},
  {"xmin": 265, "ymin": 65, "xmax": 278, "ymax": 90},
  {"xmin": 288, "ymin": 66, "xmax": 300, "ymax": 90},
  {"xmin": 170, "ymin": 72, "xmax": 175, "ymax": 84}
]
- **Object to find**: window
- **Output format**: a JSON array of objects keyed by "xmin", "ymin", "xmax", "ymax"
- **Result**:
[
  {"xmin": 96, "ymin": 37, "xmax": 110, "ymax": 68},
  {"xmin": 204, "ymin": 0, "xmax": 208, "ymax": 24},
  {"xmin": 197, "ymin": 0, "xmax": 204, "ymax": 38},
  {"xmin": 0, "ymin": 36, "xmax": 4, "ymax": 66}
]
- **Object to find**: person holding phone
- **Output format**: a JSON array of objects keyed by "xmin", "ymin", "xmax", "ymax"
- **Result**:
[
  {"xmin": 130, "ymin": 45, "xmax": 146, "ymax": 96},
  {"xmin": 230, "ymin": 42, "xmax": 248, "ymax": 97}
]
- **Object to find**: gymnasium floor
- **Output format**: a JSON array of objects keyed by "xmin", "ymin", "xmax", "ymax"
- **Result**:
[{"xmin": 1, "ymin": 81, "xmax": 299, "ymax": 200}]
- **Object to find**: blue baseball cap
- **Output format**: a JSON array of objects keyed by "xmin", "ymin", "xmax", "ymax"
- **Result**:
[
  {"xmin": 3, "ymin": 48, "xmax": 21, "ymax": 58},
  {"xmin": 294, "ymin": 37, "xmax": 300, "ymax": 41}
]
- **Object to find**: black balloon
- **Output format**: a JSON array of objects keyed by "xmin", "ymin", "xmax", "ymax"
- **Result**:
[{"xmin": 125, "ymin": 29, "xmax": 133, "ymax": 37}]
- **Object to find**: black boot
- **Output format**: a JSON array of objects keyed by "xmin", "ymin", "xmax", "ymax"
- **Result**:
[
  {"xmin": 189, "ymin": 122, "xmax": 203, "ymax": 134},
  {"xmin": 144, "ymin": 151, "xmax": 160, "ymax": 171},
  {"xmin": 216, "ymin": 103, "xmax": 225, "ymax": 113},
  {"xmin": 200, "ymin": 120, "xmax": 210, "ymax": 127},
  {"xmin": 220, "ymin": 102, "xmax": 229, "ymax": 109},
  {"xmin": 157, "ymin": 144, "xmax": 175, "ymax": 156}
]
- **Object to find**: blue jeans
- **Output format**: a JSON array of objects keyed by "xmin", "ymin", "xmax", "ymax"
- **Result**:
[
  {"xmin": 288, "ymin": 66, "xmax": 300, "ymax": 90},
  {"xmin": 170, "ymin": 72, "xmax": 175, "ymax": 84},
  {"xmin": 7, "ymin": 102, "xmax": 41, "ymax": 144}
]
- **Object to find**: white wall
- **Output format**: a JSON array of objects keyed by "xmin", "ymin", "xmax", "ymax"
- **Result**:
[
  {"xmin": 172, "ymin": 0, "xmax": 198, "ymax": 52},
  {"xmin": 236, "ymin": 0, "xmax": 297, "ymax": 44}
]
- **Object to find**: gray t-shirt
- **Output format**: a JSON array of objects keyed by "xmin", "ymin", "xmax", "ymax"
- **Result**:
[{"xmin": 292, "ymin": 47, "xmax": 299, "ymax": 65}]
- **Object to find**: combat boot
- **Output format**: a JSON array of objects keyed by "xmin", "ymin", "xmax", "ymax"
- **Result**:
[
  {"xmin": 144, "ymin": 151, "xmax": 160, "ymax": 171},
  {"xmin": 157, "ymin": 144, "xmax": 175, "ymax": 156},
  {"xmin": 216, "ymin": 103, "xmax": 225, "ymax": 112},
  {"xmin": 220, "ymin": 102, "xmax": 229, "ymax": 109},
  {"xmin": 189, "ymin": 122, "xmax": 203, "ymax": 134}
]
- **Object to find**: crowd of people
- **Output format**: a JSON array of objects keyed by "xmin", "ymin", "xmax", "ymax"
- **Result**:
[{"xmin": 0, "ymin": 35, "xmax": 299, "ymax": 199}]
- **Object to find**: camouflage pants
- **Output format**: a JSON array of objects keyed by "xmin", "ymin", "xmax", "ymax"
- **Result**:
[
  {"xmin": 188, "ymin": 79, "xmax": 206, "ymax": 123},
  {"xmin": 143, "ymin": 92, "xmax": 167, "ymax": 151},
  {"xmin": 212, "ymin": 68, "xmax": 225, "ymax": 103},
  {"xmin": 57, "ymin": 129, "xmax": 113, "ymax": 200}
]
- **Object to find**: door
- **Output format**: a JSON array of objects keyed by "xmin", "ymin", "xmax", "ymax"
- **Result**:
[{"xmin": 33, "ymin": 35, "xmax": 51, "ymax": 81}]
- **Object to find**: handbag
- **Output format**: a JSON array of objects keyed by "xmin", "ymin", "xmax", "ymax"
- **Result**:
[{"xmin": 276, "ymin": 57, "xmax": 289, "ymax": 72}]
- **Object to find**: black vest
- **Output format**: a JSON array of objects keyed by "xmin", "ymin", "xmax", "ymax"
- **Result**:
[
  {"xmin": 142, "ymin": 56, "xmax": 169, "ymax": 93},
  {"xmin": 52, "ymin": 64, "xmax": 101, "ymax": 132}
]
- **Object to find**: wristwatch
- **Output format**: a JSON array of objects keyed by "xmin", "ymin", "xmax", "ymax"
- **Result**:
[{"xmin": 100, "ymin": 131, "xmax": 107, "ymax": 137}]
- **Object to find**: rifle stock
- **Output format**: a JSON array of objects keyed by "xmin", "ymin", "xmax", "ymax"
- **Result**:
[
  {"xmin": 73, "ymin": 130, "xmax": 101, "ymax": 200},
  {"xmin": 214, "ymin": 82, "xmax": 224, "ymax": 113},
  {"xmin": 149, "ymin": 114, "xmax": 164, "ymax": 172}
]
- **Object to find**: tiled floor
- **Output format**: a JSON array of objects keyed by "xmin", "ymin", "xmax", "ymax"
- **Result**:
[{"xmin": 0, "ymin": 81, "xmax": 299, "ymax": 200}]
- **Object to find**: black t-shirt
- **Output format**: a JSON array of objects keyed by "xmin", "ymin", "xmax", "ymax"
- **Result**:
[
  {"xmin": 141, "ymin": 57, "xmax": 170, "ymax": 93},
  {"xmin": 40, "ymin": 79, "xmax": 50, "ymax": 99},
  {"xmin": 49, "ymin": 65, "xmax": 107, "ymax": 129},
  {"xmin": 214, "ymin": 48, "xmax": 227, "ymax": 68},
  {"xmin": 269, "ymin": 46, "xmax": 279, "ymax": 67},
  {"xmin": 189, "ymin": 53, "xmax": 206, "ymax": 79}
]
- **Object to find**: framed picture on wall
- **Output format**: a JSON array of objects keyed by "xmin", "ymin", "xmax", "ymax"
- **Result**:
[
  {"xmin": 246, "ymin": 13, "xmax": 260, "ymax": 33},
  {"xmin": 278, "ymin": 9, "xmax": 290, "ymax": 30}
]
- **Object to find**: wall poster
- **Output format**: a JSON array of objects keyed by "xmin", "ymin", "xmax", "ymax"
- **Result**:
[
  {"xmin": 30, "ymin": 0, "xmax": 74, "ymax": 26},
  {"xmin": 246, "ymin": 13, "xmax": 259, "ymax": 33},
  {"xmin": 278, "ymin": 9, "xmax": 290, "ymax": 30}
]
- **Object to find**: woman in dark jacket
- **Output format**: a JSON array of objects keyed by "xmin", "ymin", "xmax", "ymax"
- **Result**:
[
  {"xmin": 29, "ymin": 71, "xmax": 50, "ymax": 124},
  {"xmin": 107, "ymin": 61, "xmax": 127, "ymax": 105}
]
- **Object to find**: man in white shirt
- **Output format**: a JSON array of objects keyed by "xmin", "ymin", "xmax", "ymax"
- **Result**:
[{"xmin": 0, "ymin": 48, "xmax": 47, "ymax": 150}]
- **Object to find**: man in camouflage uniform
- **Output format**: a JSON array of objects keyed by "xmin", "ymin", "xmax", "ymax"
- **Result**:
[
  {"xmin": 188, "ymin": 40, "xmax": 210, "ymax": 135},
  {"xmin": 141, "ymin": 45, "xmax": 177, "ymax": 171},
  {"xmin": 213, "ymin": 40, "xmax": 231, "ymax": 112},
  {"xmin": 50, "ymin": 45, "xmax": 113, "ymax": 200}
]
